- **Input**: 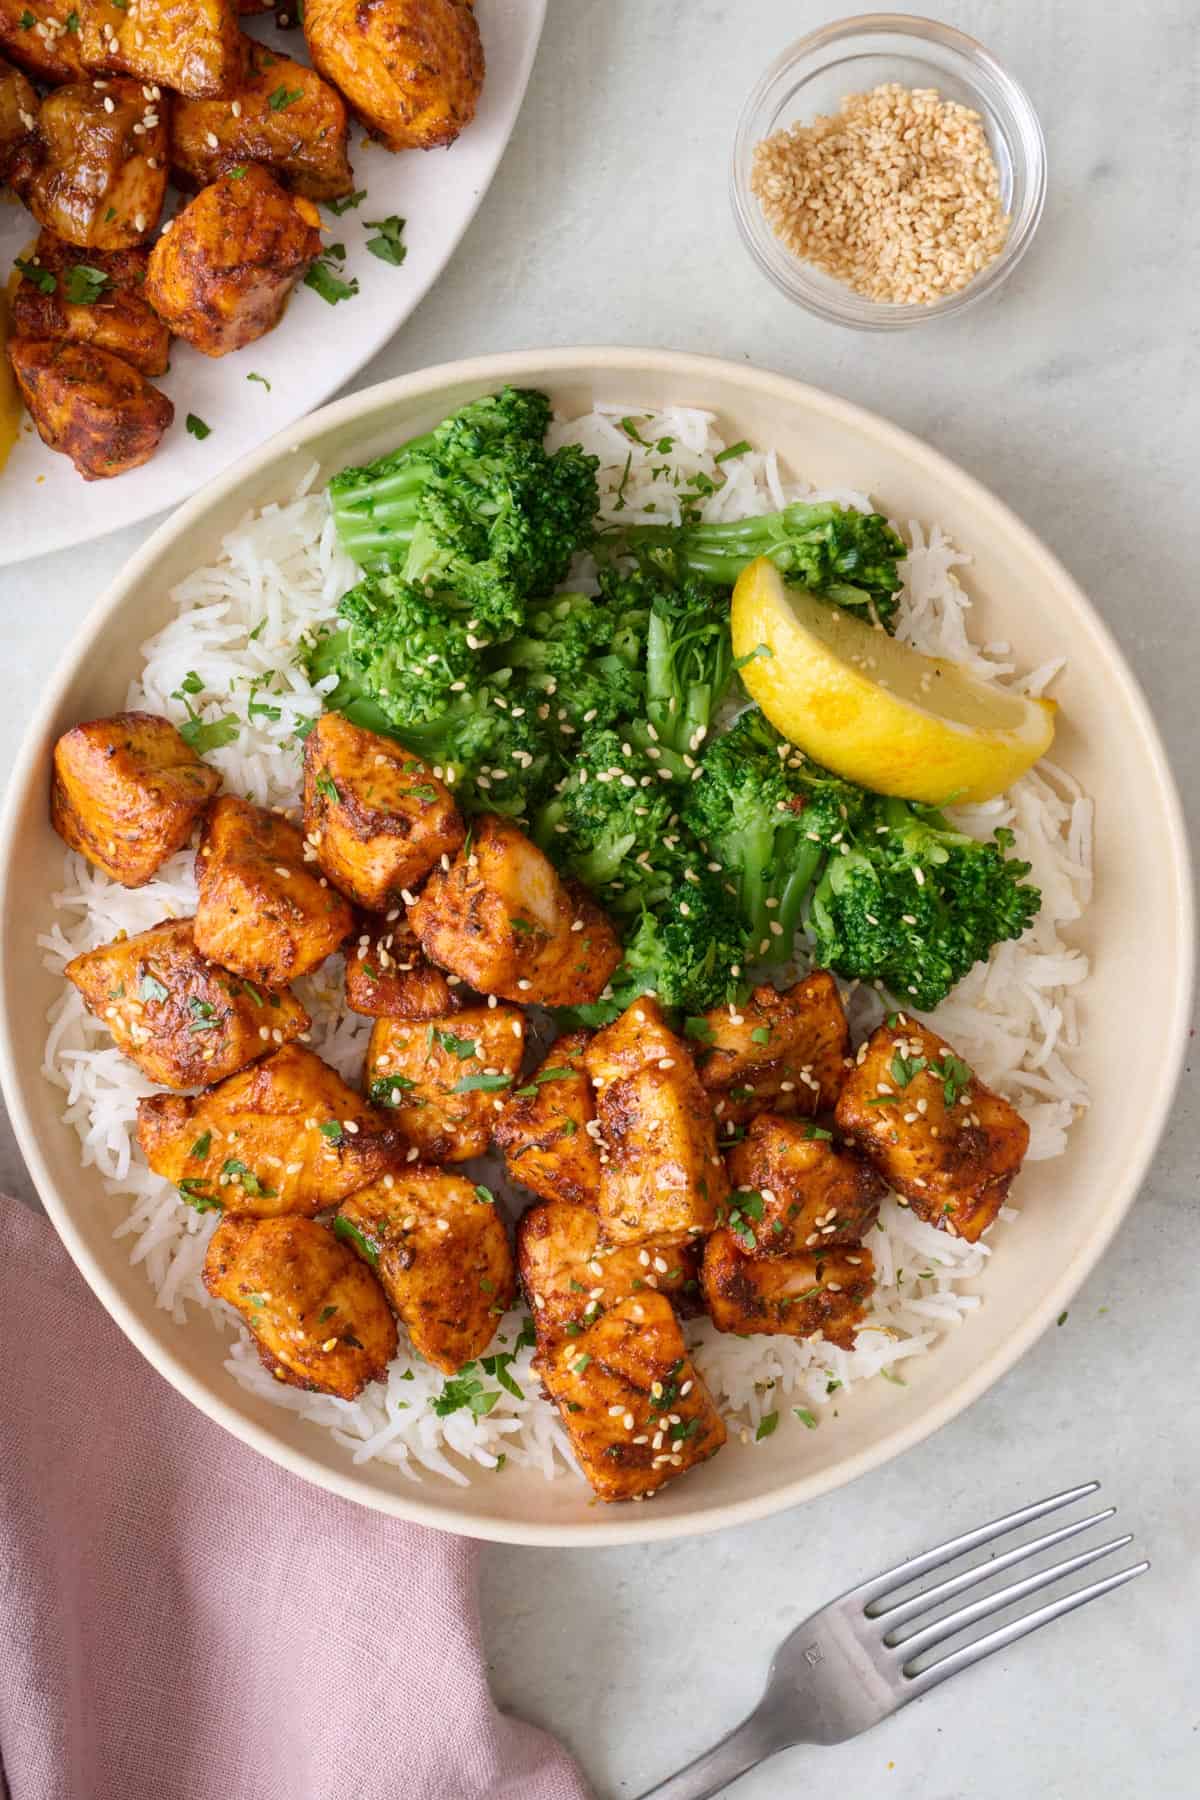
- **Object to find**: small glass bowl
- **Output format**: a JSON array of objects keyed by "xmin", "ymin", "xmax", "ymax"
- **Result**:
[{"xmin": 731, "ymin": 13, "xmax": 1047, "ymax": 330}]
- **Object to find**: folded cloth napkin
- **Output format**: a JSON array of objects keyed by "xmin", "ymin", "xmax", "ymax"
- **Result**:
[{"xmin": 0, "ymin": 1193, "xmax": 590, "ymax": 1800}]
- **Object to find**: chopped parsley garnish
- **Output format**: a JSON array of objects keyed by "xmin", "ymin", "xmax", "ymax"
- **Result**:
[
  {"xmin": 14, "ymin": 258, "xmax": 55, "ymax": 295},
  {"xmin": 432, "ymin": 1369, "xmax": 499, "ymax": 1418},
  {"xmin": 432, "ymin": 1029, "xmax": 478, "ymax": 1060},
  {"xmin": 473, "ymin": 1184, "xmax": 495, "ymax": 1206},
  {"xmin": 1057, "ymin": 1310, "xmax": 1069, "ymax": 1327},
  {"xmin": 332, "ymin": 1214, "xmax": 380, "ymax": 1266},
  {"xmin": 17, "ymin": 10, "xmax": 34, "ymax": 26},
  {"xmin": 64, "ymin": 264, "xmax": 111, "ymax": 305},
  {"xmin": 512, "ymin": 1066, "xmax": 571, "ymax": 1096},
  {"xmin": 139, "ymin": 973, "xmax": 169, "ymax": 1003},
  {"xmin": 226, "ymin": 166, "xmax": 247, "ymax": 180},
  {"xmin": 880, "ymin": 1367, "xmax": 907, "ymax": 1385},
  {"xmin": 793, "ymin": 1407, "xmax": 818, "ymax": 1429},
  {"xmin": 364, "ymin": 214, "xmax": 407, "ymax": 266},
  {"xmin": 479, "ymin": 1351, "xmax": 522, "ymax": 1398},
  {"xmin": 452, "ymin": 1072, "xmax": 512, "ymax": 1094},
  {"xmin": 733, "ymin": 642, "xmax": 773, "ymax": 670},
  {"xmin": 304, "ymin": 253, "xmax": 359, "ymax": 306},
  {"xmin": 188, "ymin": 1132, "xmax": 212, "ymax": 1159},
  {"xmin": 755, "ymin": 1411, "xmax": 779, "ymax": 1441},
  {"xmin": 750, "ymin": 1025, "xmax": 771, "ymax": 1045},
  {"xmin": 572, "ymin": 1354, "xmax": 591, "ymax": 1374},
  {"xmin": 318, "ymin": 1120, "xmax": 344, "ymax": 1145},
  {"xmin": 326, "ymin": 189, "xmax": 367, "ymax": 215},
  {"xmin": 890, "ymin": 1051, "xmax": 926, "ymax": 1089},
  {"xmin": 177, "ymin": 1179, "xmax": 220, "ymax": 1213},
  {"xmin": 178, "ymin": 710, "xmax": 239, "ymax": 754},
  {"xmin": 612, "ymin": 450, "xmax": 633, "ymax": 512},
  {"xmin": 246, "ymin": 371, "xmax": 271, "ymax": 390},
  {"xmin": 220, "ymin": 1159, "xmax": 276, "ymax": 1200},
  {"xmin": 715, "ymin": 440, "xmax": 752, "ymax": 463},
  {"xmin": 185, "ymin": 414, "xmax": 211, "ymax": 440},
  {"xmin": 318, "ymin": 1304, "xmax": 338, "ymax": 1323},
  {"xmin": 267, "ymin": 84, "xmax": 303, "ymax": 111},
  {"xmin": 805, "ymin": 1124, "xmax": 833, "ymax": 1141},
  {"xmin": 683, "ymin": 1015, "xmax": 716, "ymax": 1045},
  {"xmin": 928, "ymin": 1052, "xmax": 973, "ymax": 1106},
  {"xmin": 65, "ymin": 9, "xmax": 78, "ymax": 29},
  {"xmin": 368, "ymin": 1074, "xmax": 416, "ymax": 1106},
  {"xmin": 314, "ymin": 769, "xmax": 339, "ymax": 803},
  {"xmin": 174, "ymin": 670, "xmax": 204, "ymax": 696}
]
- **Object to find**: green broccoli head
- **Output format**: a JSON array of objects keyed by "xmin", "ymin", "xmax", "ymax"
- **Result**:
[
  {"xmin": 312, "ymin": 568, "xmax": 478, "ymax": 729},
  {"xmin": 535, "ymin": 726, "xmax": 677, "ymax": 903},
  {"xmin": 809, "ymin": 803, "xmax": 1041, "ymax": 1009},
  {"xmin": 595, "ymin": 558, "xmax": 733, "ymax": 754},
  {"xmin": 503, "ymin": 592, "xmax": 647, "ymax": 731},
  {"xmin": 329, "ymin": 388, "xmax": 599, "ymax": 638}
]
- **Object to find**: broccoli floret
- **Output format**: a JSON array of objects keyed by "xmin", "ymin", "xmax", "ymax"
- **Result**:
[
  {"xmin": 503, "ymin": 592, "xmax": 646, "ymax": 732},
  {"xmin": 611, "ymin": 500, "xmax": 906, "ymax": 629},
  {"xmin": 596, "ymin": 560, "xmax": 733, "ymax": 754},
  {"xmin": 533, "ymin": 727, "xmax": 678, "ymax": 911},
  {"xmin": 328, "ymin": 388, "xmax": 599, "ymax": 637},
  {"xmin": 809, "ymin": 802, "xmax": 1041, "ymax": 1009},
  {"xmin": 683, "ymin": 708, "xmax": 864, "ymax": 962},
  {"xmin": 384, "ymin": 679, "xmax": 554, "ymax": 820},
  {"xmin": 572, "ymin": 878, "xmax": 750, "ymax": 1025},
  {"xmin": 307, "ymin": 568, "xmax": 478, "ymax": 730}
]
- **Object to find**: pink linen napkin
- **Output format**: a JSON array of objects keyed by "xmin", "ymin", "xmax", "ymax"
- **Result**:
[{"xmin": 0, "ymin": 1193, "xmax": 590, "ymax": 1800}]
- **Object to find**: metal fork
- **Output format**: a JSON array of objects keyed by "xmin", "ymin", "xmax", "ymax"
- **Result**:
[{"xmin": 636, "ymin": 1481, "xmax": 1147, "ymax": 1800}]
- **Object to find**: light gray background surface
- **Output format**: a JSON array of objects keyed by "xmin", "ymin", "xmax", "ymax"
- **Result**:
[{"xmin": 2, "ymin": 5, "xmax": 1196, "ymax": 1796}]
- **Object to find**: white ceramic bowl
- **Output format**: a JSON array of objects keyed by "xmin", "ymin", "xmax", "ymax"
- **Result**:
[{"xmin": 1, "ymin": 350, "xmax": 1191, "ymax": 1545}]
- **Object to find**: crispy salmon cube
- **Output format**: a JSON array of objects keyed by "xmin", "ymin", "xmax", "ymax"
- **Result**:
[
  {"xmin": 835, "ymin": 1016, "xmax": 1030, "ymax": 1242},
  {"xmin": 583, "ymin": 1000, "xmax": 728, "ymax": 1249},
  {"xmin": 10, "ymin": 78, "xmax": 168, "ymax": 248},
  {"xmin": 696, "ymin": 972, "xmax": 851, "ymax": 1128},
  {"xmin": 492, "ymin": 1032, "xmax": 601, "ymax": 1209},
  {"xmin": 65, "ymin": 917, "xmax": 309, "ymax": 1088},
  {"xmin": 0, "ymin": 0, "xmax": 87, "ymax": 84},
  {"xmin": 137, "ymin": 1043, "xmax": 406, "ymax": 1218},
  {"xmin": 80, "ymin": 0, "xmax": 242, "ymax": 101},
  {"xmin": 702, "ymin": 1231, "xmax": 875, "ymax": 1350},
  {"xmin": 0, "ymin": 58, "xmax": 40, "ymax": 182},
  {"xmin": 51, "ymin": 711, "xmax": 220, "ymax": 885},
  {"xmin": 343, "ymin": 912, "xmax": 461, "ymax": 1019},
  {"xmin": 193, "ymin": 794, "xmax": 353, "ymax": 986},
  {"xmin": 726, "ymin": 1113, "xmax": 885, "ymax": 1255},
  {"xmin": 337, "ymin": 1168, "xmax": 515, "ymax": 1374},
  {"xmin": 144, "ymin": 166, "xmax": 321, "ymax": 357},
  {"xmin": 538, "ymin": 1293, "xmax": 725, "ymax": 1502},
  {"xmin": 303, "ymin": 0, "xmax": 484, "ymax": 154},
  {"xmin": 204, "ymin": 1215, "xmax": 396, "ymax": 1398},
  {"xmin": 11, "ymin": 233, "xmax": 170, "ymax": 378},
  {"xmin": 170, "ymin": 34, "xmax": 353, "ymax": 199},
  {"xmin": 8, "ymin": 336, "xmax": 173, "ymax": 480},
  {"xmin": 517, "ymin": 1200, "xmax": 703, "ymax": 1351},
  {"xmin": 409, "ymin": 814, "xmax": 622, "ymax": 1006},
  {"xmin": 365, "ymin": 1003, "xmax": 524, "ymax": 1163},
  {"xmin": 302, "ymin": 711, "xmax": 464, "ymax": 912}
]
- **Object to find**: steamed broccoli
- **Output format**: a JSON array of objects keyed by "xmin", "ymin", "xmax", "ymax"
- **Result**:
[
  {"xmin": 328, "ymin": 387, "xmax": 600, "ymax": 636},
  {"xmin": 504, "ymin": 592, "xmax": 647, "ymax": 732},
  {"xmin": 809, "ymin": 802, "xmax": 1041, "ymax": 1010},
  {"xmin": 307, "ymin": 569, "xmax": 478, "ymax": 730},
  {"xmin": 609, "ymin": 500, "xmax": 906, "ymax": 629},
  {"xmin": 595, "ymin": 560, "xmax": 734, "ymax": 755},
  {"xmin": 571, "ymin": 878, "xmax": 750, "ymax": 1026},
  {"xmin": 533, "ymin": 727, "xmax": 681, "ymax": 912},
  {"xmin": 682, "ymin": 708, "xmax": 864, "ymax": 961}
]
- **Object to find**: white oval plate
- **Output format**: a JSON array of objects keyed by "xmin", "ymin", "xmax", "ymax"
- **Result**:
[
  {"xmin": 0, "ymin": 350, "xmax": 1192, "ymax": 1544},
  {"xmin": 0, "ymin": 0, "xmax": 545, "ymax": 565}
]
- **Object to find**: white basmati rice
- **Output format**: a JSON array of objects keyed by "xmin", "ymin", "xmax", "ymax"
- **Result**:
[{"xmin": 39, "ymin": 404, "xmax": 1092, "ymax": 1489}]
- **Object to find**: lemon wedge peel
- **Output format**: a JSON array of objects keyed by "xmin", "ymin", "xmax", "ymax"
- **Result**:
[{"xmin": 731, "ymin": 557, "xmax": 1056, "ymax": 807}]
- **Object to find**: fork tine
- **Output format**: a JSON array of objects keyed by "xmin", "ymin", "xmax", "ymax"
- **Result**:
[
  {"xmin": 889, "ymin": 1534, "xmax": 1134, "ymax": 1660},
  {"xmin": 870, "ymin": 1507, "xmax": 1117, "ymax": 1629},
  {"xmin": 857, "ymin": 1481, "xmax": 1101, "ymax": 1607},
  {"xmin": 904, "ymin": 1559, "xmax": 1150, "ymax": 1698}
]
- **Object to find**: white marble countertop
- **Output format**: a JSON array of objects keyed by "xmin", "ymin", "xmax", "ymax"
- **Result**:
[{"xmin": 2, "ymin": 3, "xmax": 1197, "ymax": 1795}]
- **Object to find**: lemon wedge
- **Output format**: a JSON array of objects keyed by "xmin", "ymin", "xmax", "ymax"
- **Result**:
[{"xmin": 731, "ymin": 557, "xmax": 1056, "ymax": 805}]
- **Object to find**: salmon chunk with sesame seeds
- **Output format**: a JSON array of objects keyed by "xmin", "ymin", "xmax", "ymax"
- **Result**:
[
  {"xmin": 583, "ymin": 998, "xmax": 729, "ymax": 1250},
  {"xmin": 364, "ymin": 1003, "xmax": 524, "ymax": 1163},
  {"xmin": 336, "ymin": 1168, "xmax": 515, "ymax": 1374},
  {"xmin": 137, "ymin": 1043, "xmax": 407, "ymax": 1218},
  {"xmin": 696, "ymin": 972, "xmax": 851, "ymax": 1127},
  {"xmin": 538, "ymin": 1292, "xmax": 725, "ymax": 1503},
  {"xmin": 193, "ymin": 794, "xmax": 354, "ymax": 986},
  {"xmin": 51, "ymin": 711, "xmax": 220, "ymax": 886},
  {"xmin": 80, "ymin": 0, "xmax": 243, "ymax": 102},
  {"xmin": 0, "ymin": 0, "xmax": 88, "ymax": 85},
  {"xmin": 302, "ymin": 712, "xmax": 465, "ymax": 913},
  {"xmin": 702, "ymin": 1231, "xmax": 875, "ymax": 1350},
  {"xmin": 726, "ymin": 1113, "xmax": 886, "ymax": 1256},
  {"xmin": 9, "ymin": 78, "xmax": 168, "ymax": 249},
  {"xmin": 517, "ymin": 1200, "xmax": 703, "ymax": 1352},
  {"xmin": 409, "ymin": 814, "xmax": 623, "ymax": 1006},
  {"xmin": 204, "ymin": 1215, "xmax": 397, "ymax": 1399},
  {"xmin": 835, "ymin": 1016, "xmax": 1029, "ymax": 1242},
  {"xmin": 343, "ymin": 912, "xmax": 462, "ymax": 1019},
  {"xmin": 492, "ymin": 1032, "xmax": 602, "ymax": 1210},
  {"xmin": 65, "ymin": 917, "xmax": 309, "ymax": 1088}
]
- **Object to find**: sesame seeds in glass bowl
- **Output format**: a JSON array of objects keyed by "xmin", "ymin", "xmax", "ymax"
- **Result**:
[{"xmin": 731, "ymin": 14, "xmax": 1047, "ymax": 330}]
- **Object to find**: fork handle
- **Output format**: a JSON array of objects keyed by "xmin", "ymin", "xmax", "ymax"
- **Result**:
[{"xmin": 634, "ymin": 1705, "xmax": 784, "ymax": 1800}]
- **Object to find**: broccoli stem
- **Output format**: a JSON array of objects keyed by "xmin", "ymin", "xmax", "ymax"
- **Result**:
[{"xmin": 770, "ymin": 839, "xmax": 825, "ymax": 962}]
